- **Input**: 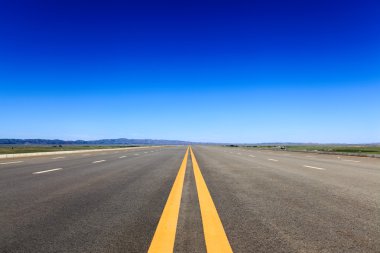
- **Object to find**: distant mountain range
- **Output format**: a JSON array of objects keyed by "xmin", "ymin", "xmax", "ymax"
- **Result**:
[{"xmin": 0, "ymin": 138, "xmax": 194, "ymax": 145}]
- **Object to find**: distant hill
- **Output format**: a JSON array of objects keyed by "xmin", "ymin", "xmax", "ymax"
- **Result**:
[{"xmin": 0, "ymin": 138, "xmax": 193, "ymax": 145}]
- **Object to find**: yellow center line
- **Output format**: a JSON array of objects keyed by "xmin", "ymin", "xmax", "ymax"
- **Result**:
[
  {"xmin": 190, "ymin": 147, "xmax": 233, "ymax": 253},
  {"xmin": 148, "ymin": 147, "xmax": 189, "ymax": 253}
]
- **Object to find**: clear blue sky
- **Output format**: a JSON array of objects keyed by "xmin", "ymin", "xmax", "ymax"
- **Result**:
[{"xmin": 1, "ymin": 0, "xmax": 379, "ymax": 143}]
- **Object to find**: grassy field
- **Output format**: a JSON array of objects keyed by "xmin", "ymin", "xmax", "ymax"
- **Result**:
[
  {"xmin": 284, "ymin": 145, "xmax": 380, "ymax": 155},
  {"xmin": 237, "ymin": 145, "xmax": 380, "ymax": 155},
  {"xmin": 0, "ymin": 145, "xmax": 138, "ymax": 154}
]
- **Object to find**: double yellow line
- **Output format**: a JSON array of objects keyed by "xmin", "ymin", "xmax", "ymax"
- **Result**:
[{"xmin": 148, "ymin": 147, "xmax": 233, "ymax": 253}]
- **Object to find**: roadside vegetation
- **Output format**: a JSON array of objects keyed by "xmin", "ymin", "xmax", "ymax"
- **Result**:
[
  {"xmin": 226, "ymin": 145, "xmax": 380, "ymax": 155},
  {"xmin": 0, "ymin": 145, "xmax": 138, "ymax": 154},
  {"xmin": 284, "ymin": 145, "xmax": 380, "ymax": 155}
]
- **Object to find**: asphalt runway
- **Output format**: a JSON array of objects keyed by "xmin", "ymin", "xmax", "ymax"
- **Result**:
[{"xmin": 0, "ymin": 146, "xmax": 379, "ymax": 252}]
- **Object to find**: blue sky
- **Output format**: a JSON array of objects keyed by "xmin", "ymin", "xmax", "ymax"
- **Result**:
[{"xmin": 1, "ymin": 0, "xmax": 379, "ymax": 143}]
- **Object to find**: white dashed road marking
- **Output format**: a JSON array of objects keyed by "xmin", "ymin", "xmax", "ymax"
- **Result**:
[
  {"xmin": 0, "ymin": 161, "xmax": 24, "ymax": 165},
  {"xmin": 342, "ymin": 159, "xmax": 360, "ymax": 163},
  {"xmin": 33, "ymin": 168, "xmax": 62, "ymax": 174},
  {"xmin": 51, "ymin": 157, "xmax": 65, "ymax": 160},
  {"xmin": 303, "ymin": 165, "xmax": 326, "ymax": 170},
  {"xmin": 93, "ymin": 160, "xmax": 106, "ymax": 164}
]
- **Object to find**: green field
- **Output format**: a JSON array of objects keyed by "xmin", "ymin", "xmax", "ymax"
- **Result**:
[
  {"xmin": 0, "ymin": 145, "xmax": 138, "ymax": 154},
  {"xmin": 237, "ymin": 145, "xmax": 380, "ymax": 155},
  {"xmin": 284, "ymin": 145, "xmax": 380, "ymax": 154}
]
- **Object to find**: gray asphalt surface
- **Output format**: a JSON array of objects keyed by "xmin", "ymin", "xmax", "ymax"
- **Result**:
[
  {"xmin": 1, "ymin": 146, "xmax": 379, "ymax": 252},
  {"xmin": 0, "ymin": 146, "xmax": 187, "ymax": 253}
]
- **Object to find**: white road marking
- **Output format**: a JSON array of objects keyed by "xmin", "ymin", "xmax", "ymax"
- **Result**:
[
  {"xmin": 92, "ymin": 160, "xmax": 106, "ymax": 163},
  {"xmin": 0, "ymin": 161, "xmax": 24, "ymax": 165},
  {"xmin": 268, "ymin": 159, "xmax": 278, "ymax": 162},
  {"xmin": 51, "ymin": 157, "xmax": 65, "ymax": 160},
  {"xmin": 306, "ymin": 155, "xmax": 314, "ymax": 158},
  {"xmin": 303, "ymin": 165, "xmax": 326, "ymax": 170},
  {"xmin": 82, "ymin": 154, "xmax": 91, "ymax": 156},
  {"xmin": 342, "ymin": 159, "xmax": 360, "ymax": 163},
  {"xmin": 237, "ymin": 153, "xmax": 241, "ymax": 155},
  {"xmin": 134, "ymin": 153, "xmax": 139, "ymax": 156},
  {"xmin": 119, "ymin": 156, "xmax": 127, "ymax": 158},
  {"xmin": 33, "ymin": 168, "xmax": 62, "ymax": 174},
  {"xmin": 144, "ymin": 152, "xmax": 148, "ymax": 154},
  {"xmin": 337, "ymin": 156, "xmax": 341, "ymax": 159},
  {"xmin": 249, "ymin": 155, "xmax": 256, "ymax": 158}
]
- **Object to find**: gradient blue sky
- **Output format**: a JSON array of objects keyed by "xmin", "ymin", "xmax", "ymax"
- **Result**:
[{"xmin": 1, "ymin": 0, "xmax": 379, "ymax": 143}]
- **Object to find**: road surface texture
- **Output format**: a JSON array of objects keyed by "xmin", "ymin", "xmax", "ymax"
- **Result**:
[{"xmin": 0, "ymin": 145, "xmax": 379, "ymax": 252}]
